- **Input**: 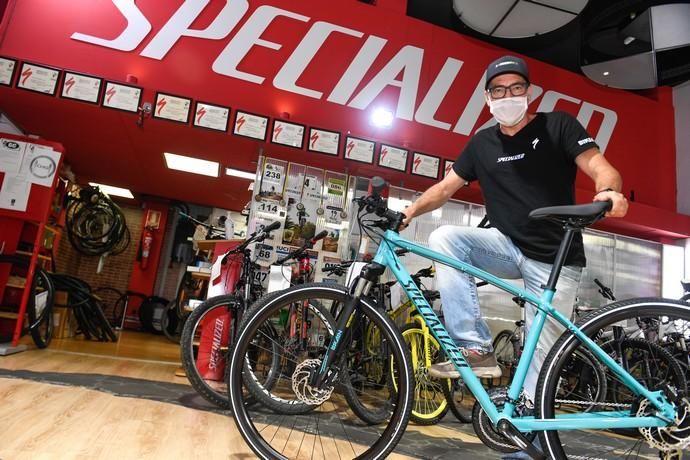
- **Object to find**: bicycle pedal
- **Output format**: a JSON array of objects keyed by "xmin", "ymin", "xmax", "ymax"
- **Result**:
[{"xmin": 496, "ymin": 419, "xmax": 545, "ymax": 460}]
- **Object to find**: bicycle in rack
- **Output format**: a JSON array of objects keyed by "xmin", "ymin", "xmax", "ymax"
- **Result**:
[
  {"xmin": 228, "ymin": 176, "xmax": 690, "ymax": 460},
  {"xmin": 179, "ymin": 221, "xmax": 281, "ymax": 408}
]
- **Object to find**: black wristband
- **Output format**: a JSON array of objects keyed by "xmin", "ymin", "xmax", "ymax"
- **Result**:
[{"xmin": 597, "ymin": 187, "xmax": 615, "ymax": 194}]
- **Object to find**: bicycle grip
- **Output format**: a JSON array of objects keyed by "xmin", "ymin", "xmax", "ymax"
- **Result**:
[
  {"xmin": 310, "ymin": 230, "xmax": 328, "ymax": 244},
  {"xmin": 263, "ymin": 221, "xmax": 281, "ymax": 233}
]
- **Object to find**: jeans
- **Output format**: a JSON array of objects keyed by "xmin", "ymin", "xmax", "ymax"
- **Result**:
[{"xmin": 428, "ymin": 225, "xmax": 582, "ymax": 401}]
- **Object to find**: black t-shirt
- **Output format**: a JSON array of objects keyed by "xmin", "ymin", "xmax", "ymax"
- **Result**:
[{"xmin": 453, "ymin": 112, "xmax": 598, "ymax": 266}]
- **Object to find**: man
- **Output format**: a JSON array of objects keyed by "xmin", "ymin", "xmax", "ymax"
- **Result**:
[{"xmin": 401, "ymin": 55, "xmax": 628, "ymax": 407}]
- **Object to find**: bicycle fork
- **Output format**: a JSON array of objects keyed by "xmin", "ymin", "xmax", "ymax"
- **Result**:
[{"xmin": 312, "ymin": 264, "xmax": 382, "ymax": 388}]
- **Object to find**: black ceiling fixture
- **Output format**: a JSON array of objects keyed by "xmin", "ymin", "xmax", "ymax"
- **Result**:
[{"xmin": 405, "ymin": 0, "xmax": 690, "ymax": 89}]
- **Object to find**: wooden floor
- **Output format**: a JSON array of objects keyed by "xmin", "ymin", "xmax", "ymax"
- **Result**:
[{"xmin": 0, "ymin": 332, "xmax": 429, "ymax": 459}]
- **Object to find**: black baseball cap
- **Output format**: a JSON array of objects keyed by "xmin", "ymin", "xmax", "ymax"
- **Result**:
[{"xmin": 485, "ymin": 55, "xmax": 529, "ymax": 88}]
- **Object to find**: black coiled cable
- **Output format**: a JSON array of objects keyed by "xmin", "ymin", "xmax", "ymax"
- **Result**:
[
  {"xmin": 49, "ymin": 274, "xmax": 118, "ymax": 342},
  {"xmin": 65, "ymin": 186, "xmax": 130, "ymax": 256}
]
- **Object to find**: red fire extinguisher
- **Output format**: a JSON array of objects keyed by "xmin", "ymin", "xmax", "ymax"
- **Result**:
[{"xmin": 140, "ymin": 227, "xmax": 154, "ymax": 269}]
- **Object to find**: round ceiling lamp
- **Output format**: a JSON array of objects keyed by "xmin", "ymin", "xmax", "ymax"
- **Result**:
[{"xmin": 452, "ymin": 0, "xmax": 590, "ymax": 38}]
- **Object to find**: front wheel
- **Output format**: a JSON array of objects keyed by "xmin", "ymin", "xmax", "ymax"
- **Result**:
[
  {"xmin": 537, "ymin": 298, "xmax": 690, "ymax": 459},
  {"xmin": 228, "ymin": 283, "xmax": 414, "ymax": 460}
]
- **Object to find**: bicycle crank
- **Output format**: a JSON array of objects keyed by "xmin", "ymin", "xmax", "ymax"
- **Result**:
[
  {"xmin": 291, "ymin": 359, "xmax": 335, "ymax": 405},
  {"xmin": 472, "ymin": 386, "xmax": 536, "ymax": 453},
  {"xmin": 638, "ymin": 398, "xmax": 690, "ymax": 455}
]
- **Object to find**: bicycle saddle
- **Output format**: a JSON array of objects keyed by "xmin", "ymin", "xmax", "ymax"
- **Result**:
[{"xmin": 528, "ymin": 201, "xmax": 611, "ymax": 227}]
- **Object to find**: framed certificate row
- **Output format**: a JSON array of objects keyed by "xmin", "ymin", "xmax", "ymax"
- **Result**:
[{"xmin": 0, "ymin": 56, "xmax": 445, "ymax": 179}]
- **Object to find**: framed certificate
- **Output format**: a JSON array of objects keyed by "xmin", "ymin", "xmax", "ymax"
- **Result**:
[
  {"xmin": 443, "ymin": 160, "xmax": 455, "ymax": 177},
  {"xmin": 411, "ymin": 152, "xmax": 440, "ymax": 179},
  {"xmin": 193, "ymin": 101, "xmax": 230, "ymax": 132},
  {"xmin": 233, "ymin": 110, "xmax": 268, "ymax": 141},
  {"xmin": 102, "ymin": 81, "xmax": 142, "ymax": 113},
  {"xmin": 153, "ymin": 92, "xmax": 192, "ymax": 124},
  {"xmin": 378, "ymin": 144, "xmax": 408, "ymax": 171},
  {"xmin": 0, "ymin": 57, "xmax": 17, "ymax": 86},
  {"xmin": 16, "ymin": 62, "xmax": 60, "ymax": 95},
  {"xmin": 307, "ymin": 127, "xmax": 340, "ymax": 156},
  {"xmin": 60, "ymin": 71, "xmax": 102, "ymax": 104},
  {"xmin": 344, "ymin": 136, "xmax": 375, "ymax": 164},
  {"xmin": 271, "ymin": 119, "xmax": 305, "ymax": 149}
]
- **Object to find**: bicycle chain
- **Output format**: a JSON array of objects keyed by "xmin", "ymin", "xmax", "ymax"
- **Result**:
[{"xmin": 554, "ymin": 399, "xmax": 631, "ymax": 408}]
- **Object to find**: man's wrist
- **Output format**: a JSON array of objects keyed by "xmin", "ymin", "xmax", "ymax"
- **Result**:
[{"xmin": 596, "ymin": 187, "xmax": 615, "ymax": 194}]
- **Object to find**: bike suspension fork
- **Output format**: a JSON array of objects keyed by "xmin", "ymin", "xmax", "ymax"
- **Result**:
[{"xmin": 313, "ymin": 263, "xmax": 384, "ymax": 388}]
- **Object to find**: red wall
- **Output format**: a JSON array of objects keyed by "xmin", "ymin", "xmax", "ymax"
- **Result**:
[{"xmin": 0, "ymin": 0, "xmax": 686, "ymax": 238}]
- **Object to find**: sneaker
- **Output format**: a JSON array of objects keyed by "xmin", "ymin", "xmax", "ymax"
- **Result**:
[{"xmin": 428, "ymin": 349, "xmax": 502, "ymax": 379}]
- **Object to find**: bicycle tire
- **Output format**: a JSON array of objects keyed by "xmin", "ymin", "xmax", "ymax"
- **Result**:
[
  {"xmin": 537, "ymin": 298, "xmax": 690, "ymax": 459},
  {"xmin": 228, "ymin": 283, "xmax": 414, "ymax": 460},
  {"xmin": 180, "ymin": 295, "xmax": 279, "ymax": 409},
  {"xmin": 492, "ymin": 328, "xmax": 519, "ymax": 385},
  {"xmin": 442, "ymin": 379, "xmax": 474, "ymax": 423},
  {"xmin": 0, "ymin": 255, "xmax": 55, "ymax": 348},
  {"xmin": 398, "ymin": 323, "xmax": 449, "ymax": 425},
  {"xmin": 340, "ymin": 312, "xmax": 395, "ymax": 425}
]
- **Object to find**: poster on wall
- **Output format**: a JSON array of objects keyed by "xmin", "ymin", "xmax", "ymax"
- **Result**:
[
  {"xmin": 256, "ymin": 158, "xmax": 288, "ymax": 203},
  {"xmin": 193, "ymin": 102, "xmax": 230, "ymax": 132},
  {"xmin": 16, "ymin": 62, "xmax": 59, "ymax": 95},
  {"xmin": 0, "ymin": 57, "xmax": 17, "ymax": 86},
  {"xmin": 282, "ymin": 163, "xmax": 305, "ymax": 246},
  {"xmin": 60, "ymin": 71, "xmax": 102, "ymax": 104},
  {"xmin": 344, "ymin": 136, "xmax": 374, "ymax": 164},
  {"xmin": 282, "ymin": 165, "xmax": 323, "ymax": 246},
  {"xmin": 378, "ymin": 144, "xmax": 408, "ymax": 171},
  {"xmin": 411, "ymin": 152, "xmax": 440, "ymax": 179},
  {"xmin": 307, "ymin": 127, "xmax": 340, "ymax": 156},
  {"xmin": 233, "ymin": 110, "xmax": 268, "ymax": 141},
  {"xmin": 444, "ymin": 160, "xmax": 454, "ymax": 177},
  {"xmin": 154, "ymin": 92, "xmax": 191, "ymax": 123},
  {"xmin": 271, "ymin": 120, "xmax": 305, "ymax": 148},
  {"xmin": 321, "ymin": 171, "xmax": 348, "ymax": 253},
  {"xmin": 102, "ymin": 81, "xmax": 142, "ymax": 113}
]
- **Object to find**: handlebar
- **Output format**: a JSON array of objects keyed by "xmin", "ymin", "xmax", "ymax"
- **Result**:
[
  {"xmin": 222, "ymin": 221, "xmax": 282, "ymax": 263},
  {"xmin": 354, "ymin": 177, "xmax": 405, "ymax": 232},
  {"xmin": 276, "ymin": 230, "xmax": 328, "ymax": 265},
  {"xmin": 593, "ymin": 278, "xmax": 616, "ymax": 301}
]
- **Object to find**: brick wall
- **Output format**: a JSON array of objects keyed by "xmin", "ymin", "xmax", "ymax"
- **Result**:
[{"xmin": 54, "ymin": 205, "xmax": 143, "ymax": 322}]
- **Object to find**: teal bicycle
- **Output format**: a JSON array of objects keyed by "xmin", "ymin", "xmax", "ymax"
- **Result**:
[{"xmin": 228, "ymin": 177, "xmax": 690, "ymax": 460}]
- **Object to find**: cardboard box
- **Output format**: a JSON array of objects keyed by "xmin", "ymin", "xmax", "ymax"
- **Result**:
[
  {"xmin": 53, "ymin": 306, "xmax": 77, "ymax": 339},
  {"xmin": 54, "ymin": 290, "xmax": 69, "ymax": 307}
]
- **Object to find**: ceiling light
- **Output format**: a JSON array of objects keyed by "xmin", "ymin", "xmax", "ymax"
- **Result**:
[
  {"xmin": 371, "ymin": 107, "xmax": 394, "ymax": 128},
  {"xmin": 88, "ymin": 182, "xmax": 134, "ymax": 199},
  {"xmin": 603, "ymin": 71, "xmax": 610, "ymax": 76},
  {"xmin": 164, "ymin": 152, "xmax": 219, "ymax": 177},
  {"xmin": 225, "ymin": 167, "xmax": 256, "ymax": 180}
]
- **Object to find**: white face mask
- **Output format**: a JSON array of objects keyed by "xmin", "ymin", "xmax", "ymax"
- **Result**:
[{"xmin": 488, "ymin": 96, "xmax": 528, "ymax": 127}]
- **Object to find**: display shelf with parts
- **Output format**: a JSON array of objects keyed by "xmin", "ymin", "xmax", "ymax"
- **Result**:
[{"xmin": 0, "ymin": 133, "xmax": 65, "ymax": 355}]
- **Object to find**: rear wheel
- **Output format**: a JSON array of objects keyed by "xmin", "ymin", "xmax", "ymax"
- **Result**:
[
  {"xmin": 537, "ymin": 298, "xmax": 690, "ymax": 459},
  {"xmin": 228, "ymin": 283, "xmax": 414, "ymax": 460}
]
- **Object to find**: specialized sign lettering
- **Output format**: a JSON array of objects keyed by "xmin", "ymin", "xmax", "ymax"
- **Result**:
[{"xmin": 71, "ymin": 0, "xmax": 617, "ymax": 149}]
